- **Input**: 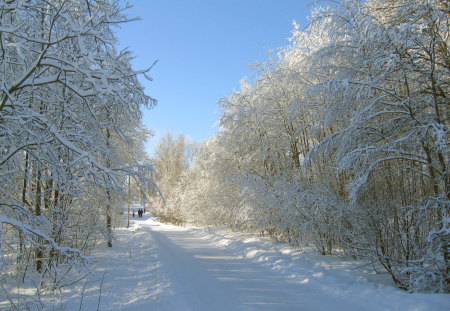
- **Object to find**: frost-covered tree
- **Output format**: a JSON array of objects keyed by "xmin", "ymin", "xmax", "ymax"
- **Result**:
[
  {"xmin": 149, "ymin": 133, "xmax": 193, "ymax": 224},
  {"xmin": 180, "ymin": 0, "xmax": 448, "ymax": 292},
  {"xmin": 0, "ymin": 0, "xmax": 156, "ymax": 302},
  {"xmin": 299, "ymin": 0, "xmax": 449, "ymax": 291}
]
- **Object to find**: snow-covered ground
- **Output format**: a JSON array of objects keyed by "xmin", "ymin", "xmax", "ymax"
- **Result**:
[{"xmin": 28, "ymin": 214, "xmax": 450, "ymax": 310}]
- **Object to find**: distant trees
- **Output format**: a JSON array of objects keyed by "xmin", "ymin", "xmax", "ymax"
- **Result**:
[
  {"xmin": 0, "ymin": 0, "xmax": 156, "ymax": 304},
  {"xmin": 165, "ymin": 0, "xmax": 448, "ymax": 292},
  {"xmin": 148, "ymin": 133, "xmax": 193, "ymax": 224}
]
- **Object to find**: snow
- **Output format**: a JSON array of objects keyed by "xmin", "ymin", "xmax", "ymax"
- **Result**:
[{"xmin": 18, "ymin": 213, "xmax": 449, "ymax": 311}]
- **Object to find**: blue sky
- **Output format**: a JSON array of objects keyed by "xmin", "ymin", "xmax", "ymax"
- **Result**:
[{"xmin": 117, "ymin": 0, "xmax": 310, "ymax": 155}]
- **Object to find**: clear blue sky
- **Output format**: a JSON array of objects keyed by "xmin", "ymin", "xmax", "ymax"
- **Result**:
[{"xmin": 117, "ymin": 0, "xmax": 310, "ymax": 155}]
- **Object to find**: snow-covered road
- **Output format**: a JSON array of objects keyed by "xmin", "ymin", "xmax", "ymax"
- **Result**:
[
  {"xmin": 61, "ymin": 214, "xmax": 448, "ymax": 311},
  {"xmin": 147, "ymin": 220, "xmax": 355, "ymax": 311}
]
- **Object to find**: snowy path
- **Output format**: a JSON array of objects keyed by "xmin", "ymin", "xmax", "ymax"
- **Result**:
[
  {"xmin": 61, "ymin": 214, "xmax": 449, "ymax": 311},
  {"xmin": 147, "ymin": 221, "xmax": 355, "ymax": 311}
]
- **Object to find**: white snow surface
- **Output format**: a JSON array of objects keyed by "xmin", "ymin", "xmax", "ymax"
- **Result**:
[{"xmin": 38, "ymin": 214, "xmax": 449, "ymax": 310}]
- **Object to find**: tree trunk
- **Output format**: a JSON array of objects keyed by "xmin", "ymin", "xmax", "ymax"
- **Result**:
[
  {"xmin": 34, "ymin": 165, "xmax": 43, "ymax": 272},
  {"xmin": 105, "ymin": 128, "xmax": 112, "ymax": 247}
]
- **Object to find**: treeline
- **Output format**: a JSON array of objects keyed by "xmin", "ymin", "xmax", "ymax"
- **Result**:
[
  {"xmin": 0, "ymin": 0, "xmax": 155, "ymax": 305},
  {"xmin": 150, "ymin": 0, "xmax": 448, "ymax": 292}
]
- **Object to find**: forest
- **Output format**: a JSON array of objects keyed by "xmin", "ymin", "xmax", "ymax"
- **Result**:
[
  {"xmin": 0, "ymin": 0, "xmax": 155, "ymax": 305},
  {"xmin": 0, "ymin": 0, "xmax": 448, "ymax": 308},
  {"xmin": 149, "ymin": 0, "xmax": 449, "ymax": 293}
]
